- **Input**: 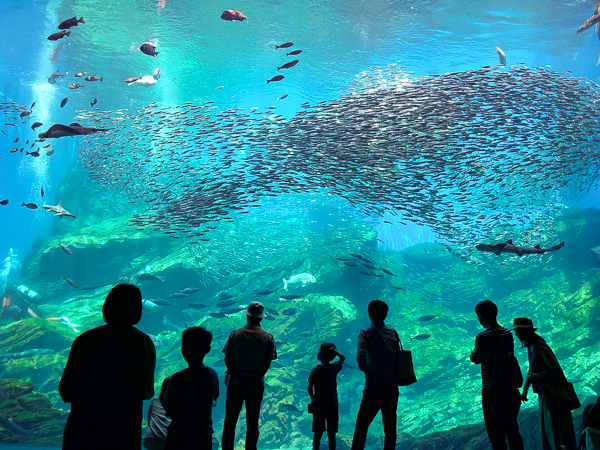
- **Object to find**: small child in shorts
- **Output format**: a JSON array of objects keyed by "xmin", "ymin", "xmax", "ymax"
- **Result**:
[{"xmin": 308, "ymin": 342, "xmax": 345, "ymax": 450}]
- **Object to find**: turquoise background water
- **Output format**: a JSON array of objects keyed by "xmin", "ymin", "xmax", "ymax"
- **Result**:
[{"xmin": 1, "ymin": 0, "xmax": 600, "ymax": 448}]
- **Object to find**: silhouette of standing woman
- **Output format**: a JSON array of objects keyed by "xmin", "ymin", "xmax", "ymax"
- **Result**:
[{"xmin": 59, "ymin": 284, "xmax": 156, "ymax": 450}]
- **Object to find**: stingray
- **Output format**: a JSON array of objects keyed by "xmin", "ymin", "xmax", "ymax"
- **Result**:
[{"xmin": 38, "ymin": 122, "xmax": 109, "ymax": 139}]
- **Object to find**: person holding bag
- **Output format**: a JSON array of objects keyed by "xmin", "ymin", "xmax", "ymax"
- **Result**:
[
  {"xmin": 351, "ymin": 300, "xmax": 403, "ymax": 450},
  {"xmin": 513, "ymin": 317, "xmax": 579, "ymax": 450}
]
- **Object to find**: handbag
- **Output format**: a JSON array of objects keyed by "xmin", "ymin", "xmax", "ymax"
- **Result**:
[
  {"xmin": 540, "ymin": 382, "xmax": 581, "ymax": 412},
  {"xmin": 396, "ymin": 344, "xmax": 417, "ymax": 386}
]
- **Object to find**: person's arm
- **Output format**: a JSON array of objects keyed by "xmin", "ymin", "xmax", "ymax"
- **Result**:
[
  {"xmin": 521, "ymin": 371, "xmax": 532, "ymax": 402},
  {"xmin": 58, "ymin": 336, "xmax": 83, "ymax": 403},
  {"xmin": 308, "ymin": 380, "xmax": 315, "ymax": 400},
  {"xmin": 257, "ymin": 334, "xmax": 277, "ymax": 378},
  {"xmin": 470, "ymin": 334, "xmax": 482, "ymax": 365},
  {"xmin": 212, "ymin": 369, "xmax": 219, "ymax": 407},
  {"xmin": 144, "ymin": 337, "xmax": 157, "ymax": 400},
  {"xmin": 335, "ymin": 349, "xmax": 346, "ymax": 365},
  {"xmin": 356, "ymin": 329, "xmax": 368, "ymax": 373}
]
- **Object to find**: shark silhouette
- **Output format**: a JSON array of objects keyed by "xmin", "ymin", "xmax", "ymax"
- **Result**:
[
  {"xmin": 476, "ymin": 239, "xmax": 564, "ymax": 257},
  {"xmin": 42, "ymin": 200, "xmax": 76, "ymax": 218}
]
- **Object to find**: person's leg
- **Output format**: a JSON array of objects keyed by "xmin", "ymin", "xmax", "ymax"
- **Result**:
[
  {"xmin": 313, "ymin": 431, "xmax": 324, "ymax": 450},
  {"xmin": 482, "ymin": 388, "xmax": 508, "ymax": 450},
  {"xmin": 221, "ymin": 384, "xmax": 245, "ymax": 450},
  {"xmin": 351, "ymin": 388, "xmax": 381, "ymax": 450},
  {"xmin": 504, "ymin": 388, "xmax": 524, "ymax": 450},
  {"xmin": 244, "ymin": 382, "xmax": 265, "ymax": 450},
  {"xmin": 327, "ymin": 404, "xmax": 339, "ymax": 450},
  {"xmin": 380, "ymin": 385, "xmax": 399, "ymax": 450}
]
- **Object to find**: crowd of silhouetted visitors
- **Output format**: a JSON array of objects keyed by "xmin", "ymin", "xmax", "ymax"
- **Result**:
[{"xmin": 58, "ymin": 285, "xmax": 600, "ymax": 450}]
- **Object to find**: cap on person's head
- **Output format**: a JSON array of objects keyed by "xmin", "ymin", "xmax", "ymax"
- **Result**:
[
  {"xmin": 511, "ymin": 317, "xmax": 537, "ymax": 331},
  {"xmin": 244, "ymin": 301, "xmax": 266, "ymax": 319},
  {"xmin": 102, "ymin": 283, "xmax": 142, "ymax": 325}
]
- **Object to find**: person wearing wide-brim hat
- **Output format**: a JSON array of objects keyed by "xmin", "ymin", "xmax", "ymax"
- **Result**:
[
  {"xmin": 512, "ymin": 317, "xmax": 577, "ymax": 450},
  {"xmin": 221, "ymin": 301, "xmax": 277, "ymax": 450}
]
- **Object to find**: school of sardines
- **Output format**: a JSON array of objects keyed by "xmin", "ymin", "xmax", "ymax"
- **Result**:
[{"xmin": 2, "ymin": 61, "xmax": 600, "ymax": 249}]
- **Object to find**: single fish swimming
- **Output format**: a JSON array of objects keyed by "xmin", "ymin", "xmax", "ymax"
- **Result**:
[{"xmin": 475, "ymin": 239, "xmax": 565, "ymax": 257}]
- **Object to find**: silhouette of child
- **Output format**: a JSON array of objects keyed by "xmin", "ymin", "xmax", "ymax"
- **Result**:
[
  {"xmin": 143, "ymin": 377, "xmax": 171, "ymax": 450},
  {"xmin": 162, "ymin": 326, "xmax": 219, "ymax": 450},
  {"xmin": 308, "ymin": 342, "xmax": 346, "ymax": 450}
]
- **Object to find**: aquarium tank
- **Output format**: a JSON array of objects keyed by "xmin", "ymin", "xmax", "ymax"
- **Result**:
[{"xmin": 1, "ymin": 0, "xmax": 600, "ymax": 448}]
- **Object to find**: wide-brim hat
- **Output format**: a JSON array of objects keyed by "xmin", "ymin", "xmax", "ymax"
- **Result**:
[
  {"xmin": 511, "ymin": 317, "xmax": 537, "ymax": 331},
  {"xmin": 244, "ymin": 301, "xmax": 266, "ymax": 318}
]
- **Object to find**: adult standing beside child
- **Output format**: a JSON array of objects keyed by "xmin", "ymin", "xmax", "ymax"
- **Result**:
[
  {"xmin": 221, "ymin": 301, "xmax": 277, "ymax": 450},
  {"xmin": 513, "ymin": 317, "xmax": 578, "ymax": 450}
]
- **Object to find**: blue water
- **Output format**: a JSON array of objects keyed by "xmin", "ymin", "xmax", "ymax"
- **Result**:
[{"xmin": 1, "ymin": 0, "xmax": 600, "ymax": 447}]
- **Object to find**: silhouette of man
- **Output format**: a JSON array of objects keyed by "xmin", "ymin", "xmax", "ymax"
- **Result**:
[
  {"xmin": 59, "ymin": 284, "xmax": 156, "ymax": 450},
  {"xmin": 351, "ymin": 300, "xmax": 400, "ymax": 450},
  {"xmin": 221, "ymin": 301, "xmax": 277, "ymax": 450},
  {"xmin": 470, "ymin": 300, "xmax": 524, "ymax": 450}
]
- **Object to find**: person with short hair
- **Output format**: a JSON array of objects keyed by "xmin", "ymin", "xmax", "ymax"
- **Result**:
[
  {"xmin": 470, "ymin": 300, "xmax": 524, "ymax": 450},
  {"xmin": 59, "ymin": 284, "xmax": 156, "ymax": 450},
  {"xmin": 308, "ymin": 342, "xmax": 346, "ymax": 450},
  {"xmin": 162, "ymin": 326, "xmax": 219, "ymax": 450},
  {"xmin": 513, "ymin": 317, "xmax": 577, "ymax": 450},
  {"xmin": 221, "ymin": 301, "xmax": 277, "ymax": 450},
  {"xmin": 143, "ymin": 377, "xmax": 172, "ymax": 450},
  {"xmin": 351, "ymin": 300, "xmax": 401, "ymax": 450}
]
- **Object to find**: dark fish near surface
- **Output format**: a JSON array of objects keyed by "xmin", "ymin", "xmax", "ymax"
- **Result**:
[
  {"xmin": 31, "ymin": 122, "xmax": 43, "ymax": 130},
  {"xmin": 40, "ymin": 186, "xmax": 44, "ymax": 197},
  {"xmin": 0, "ymin": 199, "xmax": 9, "ymax": 206},
  {"xmin": 410, "ymin": 334, "xmax": 431, "ymax": 341},
  {"xmin": 58, "ymin": 16, "xmax": 85, "ymax": 29},
  {"xmin": 576, "ymin": 12, "xmax": 600, "ymax": 34},
  {"xmin": 48, "ymin": 31, "xmax": 71, "ymax": 41},
  {"xmin": 60, "ymin": 97, "xmax": 71, "ymax": 108},
  {"xmin": 253, "ymin": 288, "xmax": 278, "ymax": 295},
  {"xmin": 277, "ymin": 60, "xmax": 299, "ymax": 71},
  {"xmin": 475, "ymin": 239, "xmax": 565, "ymax": 257},
  {"xmin": 21, "ymin": 202, "xmax": 37, "ymax": 209},
  {"xmin": 46, "ymin": 147, "xmax": 55, "ymax": 156},
  {"xmin": 276, "ymin": 42, "xmax": 293, "ymax": 49},
  {"xmin": 75, "ymin": 72, "xmax": 88, "ymax": 77},
  {"xmin": 58, "ymin": 242, "xmax": 73, "ymax": 255},
  {"xmin": 62, "ymin": 275, "xmax": 79, "ymax": 288},
  {"xmin": 495, "ymin": 41, "xmax": 506, "ymax": 66},
  {"xmin": 90, "ymin": 98, "xmax": 97, "ymax": 108},
  {"xmin": 124, "ymin": 77, "xmax": 139, "ymax": 83},
  {"xmin": 140, "ymin": 43, "xmax": 159, "ymax": 57},
  {"xmin": 221, "ymin": 9, "xmax": 248, "ymax": 22},
  {"xmin": 286, "ymin": 50, "xmax": 302, "ymax": 56},
  {"xmin": 26, "ymin": 151, "xmax": 40, "ymax": 157},
  {"xmin": 85, "ymin": 75, "xmax": 103, "ymax": 82},
  {"xmin": 20, "ymin": 111, "xmax": 30, "ymax": 119},
  {"xmin": 267, "ymin": 75, "xmax": 284, "ymax": 84},
  {"xmin": 381, "ymin": 269, "xmax": 395, "ymax": 276}
]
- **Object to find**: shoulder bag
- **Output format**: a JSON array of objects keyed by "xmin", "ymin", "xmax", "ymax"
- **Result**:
[{"xmin": 536, "ymin": 343, "xmax": 580, "ymax": 412}]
